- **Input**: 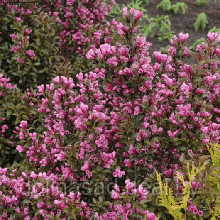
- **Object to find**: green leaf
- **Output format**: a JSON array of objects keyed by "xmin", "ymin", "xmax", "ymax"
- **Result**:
[
  {"xmin": 98, "ymin": 196, "xmax": 103, "ymax": 203},
  {"xmin": 140, "ymin": 199, "xmax": 149, "ymax": 204},
  {"xmin": 34, "ymin": 62, "xmax": 41, "ymax": 66},
  {"xmin": 45, "ymin": 214, "xmax": 55, "ymax": 219},
  {"xmin": 23, "ymin": 199, "xmax": 31, "ymax": 204},
  {"xmin": 6, "ymin": 110, "xmax": 12, "ymax": 117},
  {"xmin": 21, "ymin": 115, "xmax": 29, "ymax": 120},
  {"xmin": 103, "ymin": 201, "xmax": 110, "ymax": 206},
  {"xmin": 14, "ymin": 119, "xmax": 20, "ymax": 126},
  {"xmin": 180, "ymin": 147, "xmax": 187, "ymax": 151}
]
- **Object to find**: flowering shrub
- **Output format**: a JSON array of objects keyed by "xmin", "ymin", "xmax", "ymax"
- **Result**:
[
  {"xmin": 0, "ymin": 0, "xmax": 117, "ymax": 167},
  {"xmin": 0, "ymin": 0, "xmax": 220, "ymax": 219}
]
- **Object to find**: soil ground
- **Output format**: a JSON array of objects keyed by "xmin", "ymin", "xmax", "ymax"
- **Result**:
[{"xmin": 103, "ymin": 0, "xmax": 220, "ymax": 69}]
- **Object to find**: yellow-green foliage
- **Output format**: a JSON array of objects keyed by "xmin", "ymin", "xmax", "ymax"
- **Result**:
[
  {"xmin": 206, "ymin": 143, "xmax": 220, "ymax": 190},
  {"xmin": 155, "ymin": 162, "xmax": 207, "ymax": 220},
  {"xmin": 211, "ymin": 206, "xmax": 220, "ymax": 220}
]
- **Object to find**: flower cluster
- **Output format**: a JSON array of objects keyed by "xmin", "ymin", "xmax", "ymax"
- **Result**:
[
  {"xmin": 187, "ymin": 202, "xmax": 204, "ymax": 217},
  {"xmin": 26, "ymin": 49, "xmax": 35, "ymax": 59}
]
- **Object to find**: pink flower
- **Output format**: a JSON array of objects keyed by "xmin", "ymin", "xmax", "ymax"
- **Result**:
[
  {"xmin": 215, "ymin": 47, "xmax": 220, "ymax": 56},
  {"xmin": 136, "ymin": 184, "xmax": 148, "ymax": 198},
  {"xmin": 11, "ymin": 46, "xmax": 17, "ymax": 52},
  {"xmin": 193, "ymin": 208, "xmax": 198, "ymax": 215},
  {"xmin": 30, "ymin": 171, "xmax": 38, "ymax": 179},
  {"xmin": 56, "ymin": 17, "xmax": 61, "ymax": 22},
  {"xmin": 26, "ymin": 49, "xmax": 35, "ymax": 59},
  {"xmin": 191, "ymin": 181, "xmax": 202, "ymax": 190},
  {"xmin": 86, "ymin": 170, "xmax": 92, "ymax": 178},
  {"xmin": 207, "ymin": 32, "xmax": 220, "ymax": 43},
  {"xmin": 17, "ymin": 57, "xmax": 24, "ymax": 63},
  {"xmin": 23, "ymin": 206, "xmax": 29, "ymax": 215},
  {"xmin": 66, "ymin": 0, "xmax": 76, "ymax": 5},
  {"xmin": 202, "ymin": 138, "xmax": 210, "ymax": 144},
  {"xmin": 198, "ymin": 210, "xmax": 203, "ymax": 217},
  {"xmin": 38, "ymin": 85, "xmax": 45, "ymax": 93},
  {"xmin": 124, "ymin": 159, "xmax": 133, "ymax": 168},
  {"xmin": 164, "ymin": 169, "xmax": 173, "ymax": 178},
  {"xmin": 111, "ymin": 190, "xmax": 120, "ymax": 199},
  {"xmin": 55, "ymin": 152, "xmax": 66, "ymax": 161},
  {"xmin": 113, "ymin": 168, "xmax": 125, "ymax": 178},
  {"xmin": 147, "ymin": 164, "xmax": 153, "ymax": 169},
  {"xmin": 10, "ymin": 34, "xmax": 17, "ymax": 39},
  {"xmin": 81, "ymin": 161, "xmax": 90, "ymax": 171},
  {"xmin": 114, "ymin": 184, "xmax": 120, "ymax": 193},
  {"xmin": 122, "ymin": 7, "xmax": 128, "ymax": 18},
  {"xmin": 128, "ymin": 144, "xmax": 137, "ymax": 155},
  {"xmin": 15, "ymin": 208, "xmax": 20, "ymax": 213},
  {"xmin": 178, "ymin": 32, "xmax": 189, "ymax": 43},
  {"xmin": 26, "ymin": 9, "xmax": 32, "ymax": 15},
  {"xmin": 147, "ymin": 212, "xmax": 157, "ymax": 220},
  {"xmin": 132, "ymin": 9, "xmax": 143, "ymax": 22},
  {"xmin": 0, "ymin": 168, "xmax": 7, "ymax": 175},
  {"xmin": 53, "ymin": 12, "xmax": 59, "ymax": 18},
  {"xmin": 125, "ymin": 179, "xmax": 136, "ymax": 192},
  {"xmin": 54, "ymin": 200, "xmax": 62, "ymax": 205},
  {"xmin": 86, "ymin": 49, "xmax": 95, "ymax": 60},
  {"xmin": 20, "ymin": 120, "xmax": 28, "ymax": 129},
  {"xmin": 200, "ymin": 126, "xmax": 209, "ymax": 134},
  {"xmin": 177, "ymin": 103, "xmax": 193, "ymax": 116},
  {"xmin": 24, "ymin": 28, "xmax": 32, "ymax": 34},
  {"xmin": 188, "ymin": 149, "xmax": 194, "ymax": 157},
  {"xmin": 167, "ymin": 129, "xmax": 181, "ymax": 138},
  {"xmin": 16, "ymin": 17, "xmax": 21, "ymax": 22},
  {"xmin": 168, "ymin": 46, "xmax": 176, "ymax": 56}
]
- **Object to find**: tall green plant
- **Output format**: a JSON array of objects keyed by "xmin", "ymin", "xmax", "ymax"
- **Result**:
[
  {"xmin": 194, "ymin": 0, "xmax": 209, "ymax": 7},
  {"xmin": 156, "ymin": 0, "xmax": 188, "ymax": 15},
  {"xmin": 0, "ymin": 7, "xmax": 62, "ymax": 93},
  {"xmin": 139, "ymin": 14, "xmax": 174, "ymax": 42},
  {"xmin": 194, "ymin": 13, "xmax": 208, "ymax": 32}
]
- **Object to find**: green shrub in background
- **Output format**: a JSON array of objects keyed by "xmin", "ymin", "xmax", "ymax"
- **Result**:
[
  {"xmin": 0, "ymin": 7, "xmax": 62, "ymax": 93},
  {"xmin": 0, "ymin": 0, "xmax": 115, "ymax": 93},
  {"xmin": 156, "ymin": 0, "xmax": 188, "ymax": 15},
  {"xmin": 139, "ymin": 14, "xmax": 174, "ymax": 42},
  {"xmin": 194, "ymin": 0, "xmax": 209, "ymax": 7},
  {"xmin": 194, "ymin": 12, "xmax": 208, "ymax": 32}
]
